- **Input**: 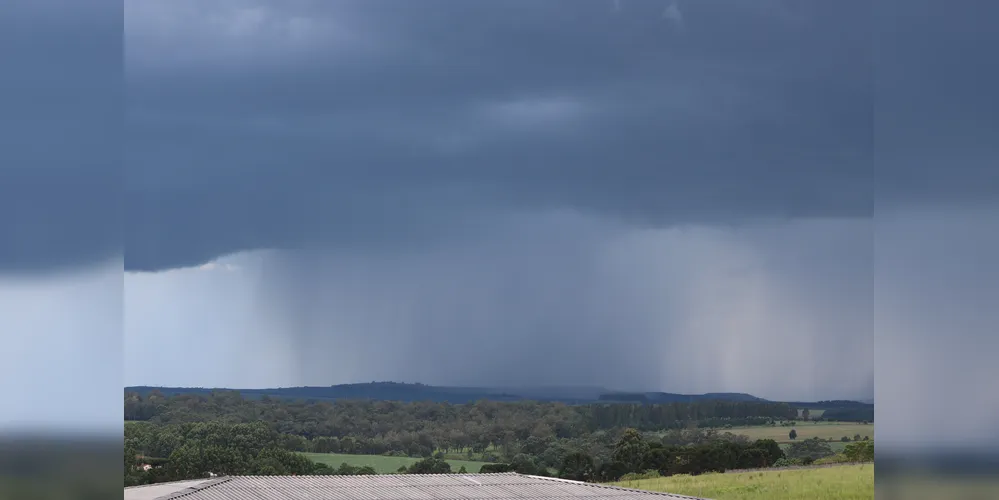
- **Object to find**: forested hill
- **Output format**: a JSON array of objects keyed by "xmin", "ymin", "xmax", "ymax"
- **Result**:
[{"xmin": 123, "ymin": 382, "xmax": 769, "ymax": 405}]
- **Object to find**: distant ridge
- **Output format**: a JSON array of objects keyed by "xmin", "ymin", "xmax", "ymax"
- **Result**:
[
  {"xmin": 597, "ymin": 391, "xmax": 767, "ymax": 403},
  {"xmin": 124, "ymin": 381, "xmax": 771, "ymax": 405}
]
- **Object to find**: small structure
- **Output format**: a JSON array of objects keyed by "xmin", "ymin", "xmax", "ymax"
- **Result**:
[{"xmin": 123, "ymin": 472, "xmax": 709, "ymax": 500}]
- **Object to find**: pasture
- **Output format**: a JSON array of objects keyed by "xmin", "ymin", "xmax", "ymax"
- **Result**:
[
  {"xmin": 302, "ymin": 453, "xmax": 489, "ymax": 474},
  {"xmin": 729, "ymin": 421, "xmax": 873, "ymax": 443},
  {"xmin": 612, "ymin": 463, "xmax": 874, "ymax": 500}
]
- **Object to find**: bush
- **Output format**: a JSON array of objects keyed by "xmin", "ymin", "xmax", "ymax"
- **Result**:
[
  {"xmin": 785, "ymin": 438, "xmax": 834, "ymax": 461},
  {"xmin": 843, "ymin": 441, "xmax": 875, "ymax": 462},
  {"xmin": 619, "ymin": 470, "xmax": 661, "ymax": 481},
  {"xmin": 407, "ymin": 457, "xmax": 451, "ymax": 474},
  {"xmin": 480, "ymin": 463, "xmax": 515, "ymax": 473},
  {"xmin": 814, "ymin": 453, "xmax": 849, "ymax": 465},
  {"xmin": 772, "ymin": 457, "xmax": 801, "ymax": 468}
]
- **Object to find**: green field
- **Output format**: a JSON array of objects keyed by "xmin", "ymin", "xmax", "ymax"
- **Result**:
[
  {"xmin": 612, "ymin": 464, "xmax": 874, "ymax": 500},
  {"xmin": 302, "ymin": 453, "xmax": 490, "ymax": 473},
  {"xmin": 729, "ymin": 422, "xmax": 873, "ymax": 443}
]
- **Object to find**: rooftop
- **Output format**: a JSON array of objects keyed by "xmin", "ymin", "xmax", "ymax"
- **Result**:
[{"xmin": 124, "ymin": 473, "xmax": 709, "ymax": 500}]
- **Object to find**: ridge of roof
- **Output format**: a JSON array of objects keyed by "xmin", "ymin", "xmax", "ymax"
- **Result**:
[
  {"xmin": 159, "ymin": 477, "xmax": 232, "ymax": 499},
  {"xmin": 525, "ymin": 474, "xmax": 709, "ymax": 499},
  {"xmin": 124, "ymin": 478, "xmax": 213, "ymax": 490}
]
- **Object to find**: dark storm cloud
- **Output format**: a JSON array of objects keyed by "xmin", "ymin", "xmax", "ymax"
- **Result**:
[
  {"xmin": 0, "ymin": 0, "xmax": 121, "ymax": 274},
  {"xmin": 2, "ymin": 0, "xmax": 995, "ymax": 273},
  {"xmin": 874, "ymin": 0, "xmax": 999, "ymax": 204},
  {"xmin": 122, "ymin": 0, "xmax": 877, "ymax": 272}
]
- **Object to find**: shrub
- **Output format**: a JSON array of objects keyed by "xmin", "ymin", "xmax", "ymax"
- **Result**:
[
  {"xmin": 619, "ymin": 470, "xmax": 661, "ymax": 481},
  {"xmin": 772, "ymin": 457, "xmax": 801, "ymax": 468},
  {"xmin": 843, "ymin": 441, "xmax": 875, "ymax": 462},
  {"xmin": 814, "ymin": 454, "xmax": 849, "ymax": 465},
  {"xmin": 480, "ymin": 463, "xmax": 515, "ymax": 473}
]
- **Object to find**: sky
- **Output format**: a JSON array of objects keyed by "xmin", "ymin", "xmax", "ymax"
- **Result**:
[
  {"xmin": 2, "ymin": 0, "xmax": 998, "ymax": 450},
  {"xmin": 119, "ymin": 0, "xmax": 877, "ymax": 401}
]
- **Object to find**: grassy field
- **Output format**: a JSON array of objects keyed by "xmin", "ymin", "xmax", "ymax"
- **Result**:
[
  {"xmin": 302, "ymin": 453, "xmax": 489, "ymax": 473},
  {"xmin": 728, "ymin": 422, "xmax": 873, "ymax": 443},
  {"xmin": 612, "ymin": 464, "xmax": 873, "ymax": 500}
]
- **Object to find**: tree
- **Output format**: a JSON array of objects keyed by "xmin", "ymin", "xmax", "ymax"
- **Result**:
[
  {"xmin": 124, "ymin": 445, "xmax": 141, "ymax": 486},
  {"xmin": 510, "ymin": 453, "xmax": 547, "ymax": 476},
  {"xmin": 596, "ymin": 460, "xmax": 631, "ymax": 482},
  {"xmin": 750, "ymin": 439, "xmax": 784, "ymax": 466},
  {"xmin": 336, "ymin": 463, "xmax": 376, "ymax": 475},
  {"xmin": 612, "ymin": 429, "xmax": 649, "ymax": 472},
  {"xmin": 558, "ymin": 452, "xmax": 595, "ymax": 482},
  {"xmin": 801, "ymin": 409, "xmax": 810, "ymax": 421},
  {"xmin": 788, "ymin": 429, "xmax": 797, "ymax": 440},
  {"xmin": 843, "ymin": 441, "xmax": 874, "ymax": 462},
  {"xmin": 785, "ymin": 438, "xmax": 834, "ymax": 461},
  {"xmin": 480, "ymin": 463, "xmax": 515, "ymax": 473},
  {"xmin": 407, "ymin": 457, "xmax": 452, "ymax": 474},
  {"xmin": 252, "ymin": 447, "xmax": 314, "ymax": 475}
]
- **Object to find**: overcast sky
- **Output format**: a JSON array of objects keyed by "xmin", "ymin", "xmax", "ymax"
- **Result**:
[
  {"xmin": 116, "ymin": 0, "xmax": 878, "ymax": 401},
  {"xmin": 2, "ymin": 0, "xmax": 998, "ymax": 449}
]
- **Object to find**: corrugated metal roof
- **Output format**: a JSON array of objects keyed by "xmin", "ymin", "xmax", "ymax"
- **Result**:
[
  {"xmin": 122, "ymin": 478, "xmax": 215, "ymax": 500},
  {"xmin": 124, "ymin": 473, "xmax": 708, "ymax": 500}
]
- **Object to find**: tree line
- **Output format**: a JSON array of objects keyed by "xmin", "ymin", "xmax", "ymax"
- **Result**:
[
  {"xmin": 125, "ymin": 421, "xmax": 803, "ymax": 485},
  {"xmin": 482, "ymin": 428, "xmax": 788, "ymax": 481},
  {"xmin": 124, "ymin": 391, "xmax": 872, "ymax": 485},
  {"xmin": 125, "ymin": 390, "xmax": 796, "ymax": 442}
]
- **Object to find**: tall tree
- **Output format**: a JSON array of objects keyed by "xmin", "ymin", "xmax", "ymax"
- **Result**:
[
  {"xmin": 612, "ymin": 428, "xmax": 649, "ymax": 472},
  {"xmin": 558, "ymin": 451, "xmax": 596, "ymax": 482}
]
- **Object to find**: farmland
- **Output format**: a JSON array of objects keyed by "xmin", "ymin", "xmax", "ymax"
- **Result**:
[
  {"xmin": 301, "ymin": 453, "xmax": 489, "ymax": 474},
  {"xmin": 612, "ymin": 463, "xmax": 874, "ymax": 500},
  {"xmin": 728, "ymin": 421, "xmax": 873, "ymax": 443}
]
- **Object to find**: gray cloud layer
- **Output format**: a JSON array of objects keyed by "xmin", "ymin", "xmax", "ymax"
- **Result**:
[
  {"xmin": 121, "ymin": 0, "xmax": 880, "ymax": 271},
  {"xmin": 1, "ymin": 0, "xmax": 121, "ymax": 274},
  {"xmin": 2, "ymin": 0, "xmax": 994, "ymax": 273}
]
